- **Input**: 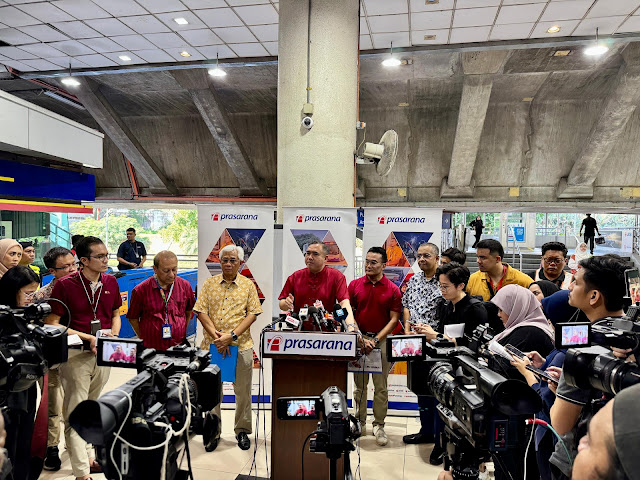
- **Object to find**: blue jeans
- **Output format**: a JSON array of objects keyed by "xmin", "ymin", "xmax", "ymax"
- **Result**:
[{"xmin": 417, "ymin": 396, "xmax": 443, "ymax": 446}]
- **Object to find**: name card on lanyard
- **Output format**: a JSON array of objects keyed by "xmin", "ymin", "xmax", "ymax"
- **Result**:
[{"xmin": 156, "ymin": 277, "xmax": 175, "ymax": 340}]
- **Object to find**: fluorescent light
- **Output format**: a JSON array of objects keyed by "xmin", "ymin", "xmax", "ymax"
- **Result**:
[
  {"xmin": 174, "ymin": 17, "xmax": 188, "ymax": 25},
  {"xmin": 119, "ymin": 55, "xmax": 132, "ymax": 61},
  {"xmin": 547, "ymin": 25, "xmax": 561, "ymax": 34},
  {"xmin": 585, "ymin": 44, "xmax": 608, "ymax": 56},
  {"xmin": 208, "ymin": 67, "xmax": 227, "ymax": 77},
  {"xmin": 61, "ymin": 77, "xmax": 80, "ymax": 87},
  {"xmin": 382, "ymin": 57, "xmax": 401, "ymax": 67},
  {"xmin": 180, "ymin": 51, "xmax": 191, "ymax": 57}
]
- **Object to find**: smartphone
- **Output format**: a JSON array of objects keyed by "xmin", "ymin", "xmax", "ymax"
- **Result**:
[
  {"xmin": 525, "ymin": 365, "xmax": 559, "ymax": 385},
  {"xmin": 276, "ymin": 397, "xmax": 320, "ymax": 420},
  {"xmin": 505, "ymin": 344, "xmax": 527, "ymax": 360}
]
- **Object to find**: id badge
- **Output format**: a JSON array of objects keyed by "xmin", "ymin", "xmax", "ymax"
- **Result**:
[
  {"xmin": 91, "ymin": 319, "xmax": 101, "ymax": 336},
  {"xmin": 162, "ymin": 324, "xmax": 172, "ymax": 339}
]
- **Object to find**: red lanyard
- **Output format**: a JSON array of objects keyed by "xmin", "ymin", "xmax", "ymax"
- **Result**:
[{"xmin": 488, "ymin": 265, "xmax": 508, "ymax": 293}]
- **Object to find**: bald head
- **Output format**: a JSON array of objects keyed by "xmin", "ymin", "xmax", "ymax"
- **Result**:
[{"xmin": 154, "ymin": 250, "xmax": 177, "ymax": 268}]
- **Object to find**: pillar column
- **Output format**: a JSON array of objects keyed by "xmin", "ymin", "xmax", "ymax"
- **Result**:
[{"xmin": 276, "ymin": 0, "xmax": 359, "ymax": 221}]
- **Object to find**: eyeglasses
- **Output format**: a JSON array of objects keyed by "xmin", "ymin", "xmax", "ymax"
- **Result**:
[
  {"xmin": 438, "ymin": 283, "xmax": 454, "ymax": 291},
  {"xmin": 220, "ymin": 258, "xmax": 238, "ymax": 264},
  {"xmin": 89, "ymin": 254, "xmax": 110, "ymax": 262},
  {"xmin": 53, "ymin": 263, "xmax": 77, "ymax": 271},
  {"xmin": 543, "ymin": 257, "xmax": 565, "ymax": 265},
  {"xmin": 417, "ymin": 254, "xmax": 435, "ymax": 259},
  {"xmin": 21, "ymin": 291, "xmax": 36, "ymax": 301},
  {"xmin": 364, "ymin": 259, "xmax": 381, "ymax": 266}
]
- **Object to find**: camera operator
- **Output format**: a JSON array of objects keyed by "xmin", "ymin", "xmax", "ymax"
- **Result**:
[
  {"xmin": 549, "ymin": 255, "xmax": 629, "ymax": 480},
  {"xmin": 0, "ymin": 266, "xmax": 41, "ymax": 480}
]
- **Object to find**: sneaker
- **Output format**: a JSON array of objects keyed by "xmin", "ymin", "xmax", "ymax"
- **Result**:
[
  {"xmin": 373, "ymin": 426, "xmax": 388, "ymax": 446},
  {"xmin": 429, "ymin": 445, "xmax": 445, "ymax": 465},
  {"xmin": 43, "ymin": 446, "xmax": 61, "ymax": 471},
  {"xmin": 402, "ymin": 432, "xmax": 434, "ymax": 444}
]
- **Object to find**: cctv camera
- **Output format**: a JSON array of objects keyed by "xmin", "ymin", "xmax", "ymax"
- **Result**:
[{"xmin": 302, "ymin": 116, "xmax": 313, "ymax": 130}]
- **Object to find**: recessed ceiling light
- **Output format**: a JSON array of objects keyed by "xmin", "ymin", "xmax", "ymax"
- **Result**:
[
  {"xmin": 522, "ymin": 97, "xmax": 534, "ymax": 102},
  {"xmin": 398, "ymin": 102, "xmax": 409, "ymax": 107},
  {"xmin": 553, "ymin": 50, "xmax": 572, "ymax": 57},
  {"xmin": 423, "ymin": 34, "xmax": 436, "ymax": 41},
  {"xmin": 61, "ymin": 77, "xmax": 80, "ymax": 87},
  {"xmin": 174, "ymin": 17, "xmax": 189, "ymax": 25},
  {"xmin": 180, "ymin": 51, "xmax": 191, "ymax": 57},
  {"xmin": 585, "ymin": 44, "xmax": 608, "ymax": 56},
  {"xmin": 119, "ymin": 55, "xmax": 131, "ymax": 61},
  {"xmin": 425, "ymin": 0, "xmax": 439, "ymax": 3},
  {"xmin": 547, "ymin": 25, "xmax": 561, "ymax": 34}
]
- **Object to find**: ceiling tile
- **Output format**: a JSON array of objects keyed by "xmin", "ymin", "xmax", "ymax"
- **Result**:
[
  {"xmin": 194, "ymin": 8, "xmax": 243, "ymax": 28},
  {"xmin": 179, "ymin": 28, "xmax": 222, "ymax": 45},
  {"xmin": 134, "ymin": 48, "xmax": 175, "ymax": 63},
  {"xmin": 120, "ymin": 16, "xmax": 171, "ymax": 34},
  {"xmin": 163, "ymin": 46, "xmax": 205, "ymax": 60},
  {"xmin": 0, "ymin": 45, "xmax": 38, "ymax": 59},
  {"xmin": 20, "ymin": 58, "xmax": 62, "ymax": 70},
  {"xmin": 85, "ymin": 18, "xmax": 136, "ymax": 36},
  {"xmin": 135, "ymin": 0, "xmax": 187, "ymax": 14},
  {"xmin": 0, "ymin": 6, "xmax": 40, "ymax": 27},
  {"xmin": 48, "ymin": 40, "xmax": 95, "ymax": 55},
  {"xmin": 213, "ymin": 26, "xmax": 257, "ymax": 42},
  {"xmin": 249, "ymin": 24, "xmax": 277, "ymax": 42},
  {"xmin": 112, "ymin": 34, "xmax": 157, "ymax": 50},
  {"xmin": 572, "ymin": 16, "xmax": 627, "ymax": 35},
  {"xmin": 368, "ymin": 14, "xmax": 409, "ymax": 33},
  {"xmin": 587, "ymin": 0, "xmax": 640, "ymax": 18},
  {"xmin": 80, "ymin": 37, "xmax": 124, "ymax": 52},
  {"xmin": 262, "ymin": 40, "xmax": 277, "ymax": 55},
  {"xmin": 370, "ymin": 31, "xmax": 410, "ymax": 48},
  {"xmin": 411, "ymin": 10, "xmax": 453, "ymax": 30},
  {"xmin": 155, "ymin": 11, "xmax": 207, "ymax": 31},
  {"xmin": 618, "ymin": 15, "xmax": 640, "ymax": 33},
  {"xmin": 0, "ymin": 1, "xmax": 6, "ymax": 5},
  {"xmin": 456, "ymin": 0, "xmax": 500, "ymax": 7},
  {"xmin": 46, "ymin": 55, "xmax": 88, "ymax": 67},
  {"xmin": 453, "ymin": 7, "xmax": 499, "ymax": 28},
  {"xmin": 0, "ymin": 27, "xmax": 36, "ymax": 44},
  {"xmin": 411, "ymin": 28, "xmax": 450, "ymax": 45},
  {"xmin": 51, "ymin": 21, "xmax": 101, "ymax": 39},
  {"xmin": 196, "ymin": 44, "xmax": 236, "ymax": 58},
  {"xmin": 98, "ymin": 0, "xmax": 147, "ymax": 17},
  {"xmin": 530, "ymin": 20, "xmax": 579, "ymax": 37},
  {"xmin": 182, "ymin": 0, "xmax": 225, "ymax": 7},
  {"xmin": 73, "ymin": 53, "xmax": 118, "ymax": 67},
  {"xmin": 360, "ymin": 15, "xmax": 368, "ymax": 34},
  {"xmin": 229, "ymin": 42, "xmax": 268, "ymax": 57},
  {"xmin": 225, "ymin": 0, "xmax": 270, "ymax": 4},
  {"xmin": 449, "ymin": 25, "xmax": 491, "ymax": 43},
  {"xmin": 0, "ymin": 59, "xmax": 37, "ymax": 71},
  {"xmin": 16, "ymin": 2, "xmax": 74, "ymax": 22},
  {"xmin": 20, "ymin": 42, "xmax": 64, "ymax": 56},
  {"xmin": 541, "ymin": 0, "xmax": 593, "ymax": 22},
  {"xmin": 273, "ymin": 2, "xmax": 278, "ymax": 11},
  {"xmin": 18, "ymin": 24, "xmax": 68, "ymax": 42},
  {"xmin": 496, "ymin": 4, "xmax": 545, "ymax": 25},
  {"xmin": 364, "ymin": 0, "xmax": 408, "ymax": 15},
  {"xmin": 490, "ymin": 22, "xmax": 534, "ymax": 40},
  {"xmin": 143, "ymin": 32, "xmax": 189, "ymax": 48},
  {"xmin": 359, "ymin": 34, "xmax": 373, "ymax": 49},
  {"xmin": 54, "ymin": 0, "xmax": 110, "ymax": 20},
  {"xmin": 102, "ymin": 50, "xmax": 146, "ymax": 64},
  {"xmin": 502, "ymin": 0, "xmax": 546, "ymax": 4},
  {"xmin": 233, "ymin": 4, "xmax": 278, "ymax": 25}
]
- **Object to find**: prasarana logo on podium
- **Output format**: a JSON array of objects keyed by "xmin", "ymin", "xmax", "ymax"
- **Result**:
[{"xmin": 263, "ymin": 332, "xmax": 357, "ymax": 357}]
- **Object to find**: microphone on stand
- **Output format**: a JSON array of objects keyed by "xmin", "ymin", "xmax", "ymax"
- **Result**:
[
  {"xmin": 307, "ymin": 306, "xmax": 324, "ymax": 331},
  {"xmin": 333, "ymin": 304, "xmax": 349, "ymax": 332}
]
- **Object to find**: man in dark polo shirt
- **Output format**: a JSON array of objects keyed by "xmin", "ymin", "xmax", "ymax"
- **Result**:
[
  {"xmin": 46, "ymin": 236, "xmax": 122, "ymax": 480},
  {"xmin": 278, "ymin": 241, "xmax": 357, "ymax": 331},
  {"xmin": 117, "ymin": 228, "xmax": 147, "ymax": 270},
  {"xmin": 127, "ymin": 250, "xmax": 195, "ymax": 351},
  {"xmin": 348, "ymin": 246, "xmax": 402, "ymax": 446}
]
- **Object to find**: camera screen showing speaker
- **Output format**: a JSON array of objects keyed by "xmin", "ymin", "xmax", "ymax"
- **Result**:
[
  {"xmin": 386, "ymin": 335, "xmax": 426, "ymax": 361},
  {"xmin": 625, "ymin": 268, "xmax": 640, "ymax": 303},
  {"xmin": 96, "ymin": 337, "xmax": 143, "ymax": 368},
  {"xmin": 556, "ymin": 322, "xmax": 591, "ymax": 349},
  {"xmin": 276, "ymin": 397, "xmax": 320, "ymax": 420}
]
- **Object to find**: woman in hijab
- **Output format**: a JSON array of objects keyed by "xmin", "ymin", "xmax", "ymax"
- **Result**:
[
  {"xmin": 0, "ymin": 239, "xmax": 22, "ymax": 279},
  {"xmin": 568, "ymin": 242, "xmax": 591, "ymax": 274},
  {"xmin": 529, "ymin": 280, "xmax": 560, "ymax": 303}
]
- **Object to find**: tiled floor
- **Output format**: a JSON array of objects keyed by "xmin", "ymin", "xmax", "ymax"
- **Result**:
[{"xmin": 40, "ymin": 368, "xmax": 444, "ymax": 480}]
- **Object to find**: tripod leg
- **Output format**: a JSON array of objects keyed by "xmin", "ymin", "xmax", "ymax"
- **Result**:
[{"xmin": 344, "ymin": 452, "xmax": 352, "ymax": 480}]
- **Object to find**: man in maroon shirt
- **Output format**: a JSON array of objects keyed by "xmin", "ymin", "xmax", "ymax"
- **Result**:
[
  {"xmin": 46, "ymin": 236, "xmax": 121, "ymax": 480},
  {"xmin": 278, "ymin": 241, "xmax": 357, "ymax": 331},
  {"xmin": 127, "ymin": 250, "xmax": 195, "ymax": 351},
  {"xmin": 108, "ymin": 345, "xmax": 127, "ymax": 362},
  {"xmin": 348, "ymin": 246, "xmax": 402, "ymax": 447}
]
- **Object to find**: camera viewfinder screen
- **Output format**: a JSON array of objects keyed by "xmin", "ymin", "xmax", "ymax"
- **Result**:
[
  {"xmin": 286, "ymin": 399, "xmax": 317, "ymax": 418},
  {"xmin": 390, "ymin": 337, "xmax": 423, "ymax": 358},
  {"xmin": 627, "ymin": 269, "xmax": 640, "ymax": 303},
  {"xmin": 561, "ymin": 324, "xmax": 589, "ymax": 347},
  {"xmin": 102, "ymin": 340, "xmax": 138, "ymax": 365}
]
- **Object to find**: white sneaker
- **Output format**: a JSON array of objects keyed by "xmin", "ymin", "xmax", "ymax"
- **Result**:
[{"xmin": 374, "ymin": 426, "xmax": 388, "ymax": 446}]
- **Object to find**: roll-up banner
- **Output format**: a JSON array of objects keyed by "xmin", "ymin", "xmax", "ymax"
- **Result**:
[
  {"xmin": 197, "ymin": 205, "xmax": 275, "ymax": 404},
  {"xmin": 363, "ymin": 207, "xmax": 443, "ymax": 412}
]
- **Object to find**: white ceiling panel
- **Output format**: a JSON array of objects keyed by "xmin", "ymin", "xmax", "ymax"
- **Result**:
[
  {"xmin": 21, "ymin": 58, "xmax": 63, "ymax": 70},
  {"xmin": 135, "ymin": 0, "xmax": 186, "ymax": 14},
  {"xmin": 20, "ymin": 42, "xmax": 64, "ymax": 56},
  {"xmin": 411, "ymin": 10, "xmax": 453, "ymax": 30},
  {"xmin": 229, "ymin": 42, "xmax": 268, "ymax": 57},
  {"xmin": 371, "ymin": 31, "xmax": 411, "ymax": 48},
  {"xmin": 178, "ymin": 28, "xmax": 222, "ymax": 46},
  {"xmin": 46, "ymin": 55, "xmax": 89, "ymax": 67},
  {"xmin": 196, "ymin": 44, "xmax": 236, "ymax": 58},
  {"xmin": 3, "ymin": 0, "xmax": 44, "ymax": 3},
  {"xmin": 359, "ymin": 34, "xmax": 373, "ymax": 49},
  {"xmin": 540, "ymin": 0, "xmax": 593, "ymax": 22},
  {"xmin": 19, "ymin": 24, "xmax": 68, "ymax": 41},
  {"xmin": 456, "ymin": 0, "xmax": 500, "ymax": 7},
  {"xmin": 360, "ymin": 15, "xmax": 368, "ymax": 33},
  {"xmin": 48, "ymin": 39, "xmax": 95, "ymax": 55},
  {"xmin": 0, "ymin": 45, "xmax": 38, "ymax": 58},
  {"xmin": 411, "ymin": 28, "xmax": 450, "ymax": 45},
  {"xmin": 85, "ymin": 18, "xmax": 137, "ymax": 36},
  {"xmin": 234, "ymin": 4, "xmax": 278, "ymax": 25},
  {"xmin": 490, "ymin": 22, "xmax": 535, "ymax": 40},
  {"xmin": 120, "ymin": 16, "xmax": 171, "ymax": 34},
  {"xmin": 54, "ymin": 0, "xmax": 110, "ymax": 20},
  {"xmin": 135, "ymin": 49, "xmax": 175, "ymax": 63},
  {"xmin": 502, "ymin": 0, "xmax": 546, "ymax": 4},
  {"xmin": 194, "ymin": 8, "xmax": 243, "ymax": 28},
  {"xmin": 618, "ymin": 15, "xmax": 640, "ymax": 32},
  {"xmin": 73, "ymin": 53, "xmax": 118, "ymax": 67},
  {"xmin": 572, "ymin": 16, "xmax": 627, "ymax": 35},
  {"xmin": 80, "ymin": 36, "xmax": 124, "ymax": 52},
  {"xmin": 102, "ymin": 50, "xmax": 146, "ymax": 64},
  {"xmin": 155, "ymin": 11, "xmax": 208, "ymax": 30},
  {"xmin": 530, "ymin": 20, "xmax": 579, "ymax": 37},
  {"xmin": 368, "ymin": 14, "xmax": 409, "ymax": 33},
  {"xmin": 144, "ymin": 32, "xmax": 189, "ymax": 48},
  {"xmin": 0, "ymin": 6, "xmax": 40, "ymax": 27},
  {"xmin": 16, "ymin": 2, "xmax": 74, "ymax": 22},
  {"xmin": 496, "ymin": 4, "xmax": 545, "ymax": 25},
  {"xmin": 409, "ymin": 0, "xmax": 454, "ymax": 13},
  {"xmin": 98, "ymin": 0, "xmax": 147, "ymax": 17},
  {"xmin": 225, "ymin": 0, "xmax": 270, "ymax": 5},
  {"xmin": 363, "ymin": 0, "xmax": 408, "ymax": 16},
  {"xmin": 450, "ymin": 25, "xmax": 491, "ymax": 43},
  {"xmin": 587, "ymin": 0, "xmax": 640, "ymax": 18},
  {"xmin": 213, "ymin": 26, "xmax": 257, "ymax": 43},
  {"xmin": 249, "ymin": 24, "xmax": 277, "ymax": 42},
  {"xmin": 112, "ymin": 34, "xmax": 157, "ymax": 50},
  {"xmin": 0, "ymin": 59, "xmax": 37, "ymax": 71},
  {"xmin": 262, "ymin": 40, "xmax": 277, "ymax": 55},
  {"xmin": 182, "ymin": 0, "xmax": 225, "ymax": 8},
  {"xmin": 0, "ymin": 27, "xmax": 36, "ymax": 44},
  {"xmin": 51, "ymin": 21, "xmax": 101, "ymax": 39},
  {"xmin": 453, "ymin": 7, "xmax": 499, "ymax": 28},
  {"xmin": 164, "ymin": 46, "xmax": 205, "ymax": 61}
]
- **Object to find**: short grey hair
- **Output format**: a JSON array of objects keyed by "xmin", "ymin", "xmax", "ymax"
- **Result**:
[
  {"xmin": 307, "ymin": 241, "xmax": 329, "ymax": 256},
  {"xmin": 419, "ymin": 242, "xmax": 439, "ymax": 256},
  {"xmin": 220, "ymin": 244, "xmax": 244, "ymax": 261}
]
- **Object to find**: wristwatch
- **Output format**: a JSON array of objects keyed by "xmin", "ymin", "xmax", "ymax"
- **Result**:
[
  {"xmin": 374, "ymin": 337, "xmax": 380, "ymax": 346},
  {"xmin": 231, "ymin": 331, "xmax": 238, "ymax": 341}
]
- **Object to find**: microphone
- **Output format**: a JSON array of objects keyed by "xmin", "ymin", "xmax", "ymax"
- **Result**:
[
  {"xmin": 284, "ymin": 312, "xmax": 300, "ymax": 329},
  {"xmin": 333, "ymin": 304, "xmax": 349, "ymax": 331},
  {"xmin": 313, "ymin": 300, "xmax": 331, "ymax": 330},
  {"xmin": 307, "ymin": 306, "xmax": 324, "ymax": 331}
]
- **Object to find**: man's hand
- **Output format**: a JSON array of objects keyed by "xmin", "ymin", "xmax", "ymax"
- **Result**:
[
  {"xmin": 526, "ymin": 351, "xmax": 546, "ymax": 369},
  {"xmin": 611, "ymin": 347, "xmax": 635, "ymax": 362},
  {"xmin": 363, "ymin": 338, "xmax": 376, "ymax": 355},
  {"xmin": 546, "ymin": 366, "xmax": 562, "ymax": 395},
  {"xmin": 413, "ymin": 324, "xmax": 438, "ymax": 340},
  {"xmin": 89, "ymin": 336, "xmax": 97, "ymax": 355},
  {"xmin": 283, "ymin": 294, "xmax": 294, "ymax": 310}
]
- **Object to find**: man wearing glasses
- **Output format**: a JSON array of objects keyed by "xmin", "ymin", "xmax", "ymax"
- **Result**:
[
  {"xmin": 194, "ymin": 245, "xmax": 262, "ymax": 452},
  {"xmin": 34, "ymin": 247, "xmax": 78, "ymax": 471},
  {"xmin": 46, "ymin": 236, "xmax": 122, "ymax": 480},
  {"xmin": 278, "ymin": 241, "xmax": 357, "ymax": 331},
  {"xmin": 527, "ymin": 241, "xmax": 573, "ymax": 289}
]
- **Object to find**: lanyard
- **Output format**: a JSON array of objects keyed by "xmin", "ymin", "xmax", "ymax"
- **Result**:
[
  {"xmin": 79, "ymin": 272, "xmax": 103, "ymax": 321},
  {"xmin": 155, "ymin": 277, "xmax": 174, "ymax": 322},
  {"xmin": 488, "ymin": 265, "xmax": 508, "ymax": 293}
]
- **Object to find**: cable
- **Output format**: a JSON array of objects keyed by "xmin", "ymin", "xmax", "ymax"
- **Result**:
[
  {"xmin": 525, "ymin": 418, "xmax": 573, "ymax": 468},
  {"xmin": 523, "ymin": 415, "xmax": 535, "ymax": 480},
  {"xmin": 301, "ymin": 430, "xmax": 320, "ymax": 480},
  {"xmin": 490, "ymin": 452, "xmax": 516, "ymax": 480},
  {"xmin": 34, "ymin": 297, "xmax": 71, "ymax": 334}
]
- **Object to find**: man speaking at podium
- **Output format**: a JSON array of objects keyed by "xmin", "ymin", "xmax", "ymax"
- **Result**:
[{"xmin": 278, "ymin": 241, "xmax": 358, "ymax": 332}]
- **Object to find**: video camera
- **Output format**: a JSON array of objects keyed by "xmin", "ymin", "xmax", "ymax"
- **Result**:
[
  {"xmin": 0, "ymin": 303, "xmax": 67, "ymax": 405},
  {"xmin": 69, "ymin": 339, "xmax": 221, "ymax": 480}
]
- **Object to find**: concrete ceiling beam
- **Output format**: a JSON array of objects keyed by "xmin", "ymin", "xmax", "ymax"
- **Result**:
[
  {"xmin": 74, "ymin": 77, "xmax": 177, "ymax": 194},
  {"xmin": 171, "ymin": 69, "xmax": 267, "ymax": 196}
]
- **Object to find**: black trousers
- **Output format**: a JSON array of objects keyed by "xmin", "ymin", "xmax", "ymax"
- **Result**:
[
  {"xmin": 584, "ymin": 234, "xmax": 595, "ymax": 253},
  {"xmin": 4, "ymin": 387, "xmax": 37, "ymax": 480},
  {"xmin": 472, "ymin": 231, "xmax": 482, "ymax": 247}
]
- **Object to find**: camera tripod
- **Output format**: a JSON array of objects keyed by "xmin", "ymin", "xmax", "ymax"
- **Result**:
[
  {"xmin": 324, "ymin": 445, "xmax": 354, "ymax": 480},
  {"xmin": 442, "ymin": 429, "xmax": 490, "ymax": 480}
]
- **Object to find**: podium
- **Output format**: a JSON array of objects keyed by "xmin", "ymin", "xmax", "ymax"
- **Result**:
[{"xmin": 262, "ymin": 331, "xmax": 358, "ymax": 480}]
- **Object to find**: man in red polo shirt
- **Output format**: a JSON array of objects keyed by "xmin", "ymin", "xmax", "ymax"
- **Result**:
[
  {"xmin": 278, "ymin": 241, "xmax": 357, "ymax": 331},
  {"xmin": 348, "ymin": 246, "xmax": 402, "ymax": 447},
  {"xmin": 46, "ymin": 236, "xmax": 121, "ymax": 480},
  {"xmin": 127, "ymin": 250, "xmax": 195, "ymax": 351}
]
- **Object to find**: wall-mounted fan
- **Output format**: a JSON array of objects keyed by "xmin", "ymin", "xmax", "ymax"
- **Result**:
[{"xmin": 355, "ymin": 130, "xmax": 398, "ymax": 176}]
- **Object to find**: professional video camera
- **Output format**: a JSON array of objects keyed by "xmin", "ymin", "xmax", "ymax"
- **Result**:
[
  {"xmin": 277, "ymin": 386, "xmax": 361, "ymax": 480},
  {"xmin": 69, "ymin": 337, "xmax": 221, "ymax": 480},
  {"xmin": 0, "ymin": 303, "xmax": 67, "ymax": 405}
]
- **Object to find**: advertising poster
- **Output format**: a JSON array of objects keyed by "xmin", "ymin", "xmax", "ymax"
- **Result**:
[
  {"xmin": 362, "ymin": 208, "xmax": 443, "ymax": 412},
  {"xmin": 197, "ymin": 205, "xmax": 275, "ymax": 404}
]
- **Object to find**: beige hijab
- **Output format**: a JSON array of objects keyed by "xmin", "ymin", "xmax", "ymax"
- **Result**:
[{"xmin": 0, "ymin": 239, "xmax": 21, "ymax": 278}]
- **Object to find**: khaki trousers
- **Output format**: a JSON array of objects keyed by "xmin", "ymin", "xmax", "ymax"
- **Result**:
[
  {"xmin": 353, "ymin": 337, "xmax": 390, "ymax": 428},
  {"xmin": 59, "ymin": 350, "xmax": 110, "ymax": 477},
  {"xmin": 38, "ymin": 367, "xmax": 64, "ymax": 447},
  {"xmin": 211, "ymin": 348, "xmax": 253, "ymax": 437}
]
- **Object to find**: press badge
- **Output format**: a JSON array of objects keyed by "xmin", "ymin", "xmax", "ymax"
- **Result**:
[{"xmin": 162, "ymin": 324, "xmax": 172, "ymax": 339}]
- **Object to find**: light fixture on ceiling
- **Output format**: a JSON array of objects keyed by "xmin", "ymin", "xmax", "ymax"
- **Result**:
[
  {"xmin": 119, "ymin": 55, "xmax": 132, "ymax": 61},
  {"xmin": 180, "ymin": 51, "xmax": 191, "ymax": 57},
  {"xmin": 547, "ymin": 25, "xmax": 561, "ymax": 34},
  {"xmin": 174, "ymin": 17, "xmax": 189, "ymax": 25},
  {"xmin": 382, "ymin": 41, "xmax": 401, "ymax": 67},
  {"xmin": 208, "ymin": 52, "xmax": 227, "ymax": 77},
  {"xmin": 61, "ymin": 63, "xmax": 80, "ymax": 87},
  {"xmin": 585, "ymin": 28, "xmax": 609, "ymax": 56}
]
